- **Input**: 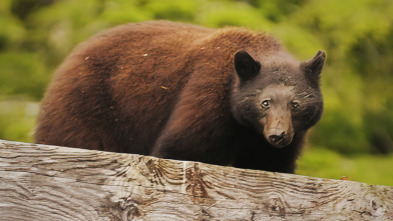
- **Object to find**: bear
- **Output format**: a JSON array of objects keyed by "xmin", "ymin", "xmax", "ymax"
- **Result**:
[{"xmin": 35, "ymin": 21, "xmax": 326, "ymax": 173}]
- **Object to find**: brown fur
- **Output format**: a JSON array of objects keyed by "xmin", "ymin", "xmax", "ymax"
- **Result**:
[{"xmin": 36, "ymin": 21, "xmax": 325, "ymax": 173}]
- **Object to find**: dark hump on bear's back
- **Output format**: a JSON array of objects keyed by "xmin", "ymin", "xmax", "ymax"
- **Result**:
[
  {"xmin": 100, "ymin": 22, "xmax": 217, "ymax": 153},
  {"xmin": 43, "ymin": 21, "xmax": 216, "ymax": 153}
]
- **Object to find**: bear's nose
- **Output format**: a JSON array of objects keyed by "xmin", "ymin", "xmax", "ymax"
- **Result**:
[{"xmin": 269, "ymin": 132, "xmax": 286, "ymax": 144}]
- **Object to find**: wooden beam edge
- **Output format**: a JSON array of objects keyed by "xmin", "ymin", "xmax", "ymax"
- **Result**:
[{"xmin": 1, "ymin": 139, "xmax": 392, "ymax": 220}]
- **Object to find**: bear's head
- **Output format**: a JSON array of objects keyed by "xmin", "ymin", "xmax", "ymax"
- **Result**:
[{"xmin": 231, "ymin": 50, "xmax": 326, "ymax": 148}]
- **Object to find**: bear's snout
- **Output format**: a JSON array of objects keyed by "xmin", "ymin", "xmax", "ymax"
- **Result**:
[
  {"xmin": 267, "ymin": 131, "xmax": 292, "ymax": 148},
  {"xmin": 269, "ymin": 132, "xmax": 285, "ymax": 144},
  {"xmin": 263, "ymin": 112, "xmax": 294, "ymax": 148}
]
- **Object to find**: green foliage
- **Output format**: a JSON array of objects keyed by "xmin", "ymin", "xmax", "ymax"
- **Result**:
[
  {"xmin": 100, "ymin": 1, "xmax": 152, "ymax": 24},
  {"xmin": 0, "ymin": 1, "xmax": 26, "ymax": 50},
  {"xmin": 0, "ymin": 52, "xmax": 48, "ymax": 98},
  {"xmin": 1, "ymin": 0, "xmax": 393, "ymax": 185},
  {"xmin": 197, "ymin": 1, "xmax": 272, "ymax": 29},
  {"xmin": 283, "ymin": 0, "xmax": 393, "ymax": 155},
  {"xmin": 143, "ymin": 0, "xmax": 197, "ymax": 21}
]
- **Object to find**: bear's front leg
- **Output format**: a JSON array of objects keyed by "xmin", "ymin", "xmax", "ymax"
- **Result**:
[
  {"xmin": 232, "ymin": 131, "xmax": 306, "ymax": 173},
  {"xmin": 149, "ymin": 82, "xmax": 235, "ymax": 165},
  {"xmin": 150, "ymin": 108, "xmax": 236, "ymax": 165}
]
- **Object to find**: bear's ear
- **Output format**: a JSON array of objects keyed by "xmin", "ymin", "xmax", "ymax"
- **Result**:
[
  {"xmin": 234, "ymin": 50, "xmax": 261, "ymax": 82},
  {"xmin": 301, "ymin": 50, "xmax": 326, "ymax": 78}
]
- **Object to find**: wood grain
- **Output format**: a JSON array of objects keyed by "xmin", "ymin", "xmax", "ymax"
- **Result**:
[{"xmin": 0, "ymin": 140, "xmax": 392, "ymax": 220}]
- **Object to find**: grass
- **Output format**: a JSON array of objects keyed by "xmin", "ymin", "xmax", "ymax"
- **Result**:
[
  {"xmin": 0, "ymin": 99, "xmax": 38, "ymax": 143},
  {"xmin": 298, "ymin": 146, "xmax": 393, "ymax": 186}
]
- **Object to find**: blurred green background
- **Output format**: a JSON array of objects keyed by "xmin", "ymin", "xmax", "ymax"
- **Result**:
[{"xmin": 1, "ymin": 0, "xmax": 393, "ymax": 186}]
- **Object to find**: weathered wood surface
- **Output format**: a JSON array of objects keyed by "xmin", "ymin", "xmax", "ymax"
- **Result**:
[{"xmin": 0, "ymin": 140, "xmax": 392, "ymax": 221}]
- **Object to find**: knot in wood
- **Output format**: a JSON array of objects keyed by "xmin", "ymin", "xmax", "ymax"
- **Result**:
[
  {"xmin": 185, "ymin": 163, "xmax": 211, "ymax": 199},
  {"xmin": 267, "ymin": 195, "xmax": 286, "ymax": 218}
]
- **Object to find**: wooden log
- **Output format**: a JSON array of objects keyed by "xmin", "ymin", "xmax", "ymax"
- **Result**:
[{"xmin": 0, "ymin": 140, "xmax": 392, "ymax": 220}]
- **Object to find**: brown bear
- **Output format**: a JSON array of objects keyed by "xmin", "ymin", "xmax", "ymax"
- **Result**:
[{"xmin": 35, "ymin": 21, "xmax": 326, "ymax": 173}]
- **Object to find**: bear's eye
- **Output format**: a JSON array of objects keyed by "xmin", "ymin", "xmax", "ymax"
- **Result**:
[
  {"xmin": 261, "ymin": 99, "xmax": 270, "ymax": 108},
  {"xmin": 291, "ymin": 101, "xmax": 300, "ymax": 109}
]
